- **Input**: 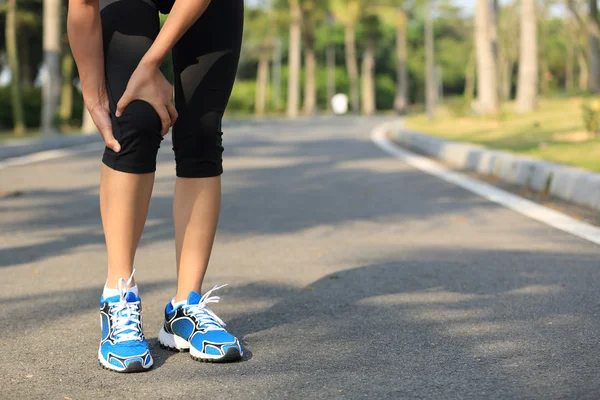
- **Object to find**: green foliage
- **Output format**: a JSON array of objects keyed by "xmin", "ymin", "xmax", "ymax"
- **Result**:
[
  {"xmin": 228, "ymin": 80, "xmax": 256, "ymax": 114},
  {"xmin": 582, "ymin": 100, "xmax": 600, "ymax": 137},
  {"xmin": 375, "ymin": 74, "xmax": 395, "ymax": 110}
]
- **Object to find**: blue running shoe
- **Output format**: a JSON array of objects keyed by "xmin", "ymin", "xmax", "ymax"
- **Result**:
[
  {"xmin": 158, "ymin": 285, "xmax": 242, "ymax": 362},
  {"xmin": 98, "ymin": 271, "xmax": 153, "ymax": 372}
]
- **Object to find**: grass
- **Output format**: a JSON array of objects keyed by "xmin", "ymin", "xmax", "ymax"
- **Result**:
[{"xmin": 404, "ymin": 97, "xmax": 600, "ymax": 172}]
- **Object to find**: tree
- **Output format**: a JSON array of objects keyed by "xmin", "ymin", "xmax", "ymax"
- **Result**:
[
  {"xmin": 41, "ymin": 0, "xmax": 62, "ymax": 134},
  {"xmin": 302, "ymin": 0, "xmax": 326, "ymax": 115},
  {"xmin": 6, "ymin": 0, "xmax": 25, "ymax": 136},
  {"xmin": 361, "ymin": 13, "xmax": 378, "ymax": 115},
  {"xmin": 393, "ymin": 5, "xmax": 409, "ymax": 114},
  {"xmin": 287, "ymin": 0, "xmax": 302, "ymax": 117},
  {"xmin": 515, "ymin": 0, "xmax": 538, "ymax": 113},
  {"xmin": 587, "ymin": 0, "xmax": 600, "ymax": 92},
  {"xmin": 567, "ymin": 0, "xmax": 600, "ymax": 93},
  {"xmin": 475, "ymin": 0, "xmax": 499, "ymax": 115},
  {"xmin": 59, "ymin": 47, "xmax": 75, "ymax": 128},
  {"xmin": 497, "ymin": 1, "xmax": 519, "ymax": 101},
  {"xmin": 425, "ymin": 0, "xmax": 436, "ymax": 120},
  {"xmin": 331, "ymin": 0, "xmax": 361, "ymax": 113}
]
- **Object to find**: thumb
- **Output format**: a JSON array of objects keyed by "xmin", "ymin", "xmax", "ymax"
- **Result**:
[{"xmin": 115, "ymin": 92, "xmax": 132, "ymax": 118}]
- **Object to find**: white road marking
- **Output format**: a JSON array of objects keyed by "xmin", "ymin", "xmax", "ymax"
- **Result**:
[
  {"xmin": 371, "ymin": 124, "xmax": 600, "ymax": 246},
  {"xmin": 0, "ymin": 142, "xmax": 104, "ymax": 170}
]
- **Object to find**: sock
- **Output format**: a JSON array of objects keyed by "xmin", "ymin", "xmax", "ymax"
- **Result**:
[
  {"xmin": 103, "ymin": 284, "xmax": 139, "ymax": 299},
  {"xmin": 171, "ymin": 298, "xmax": 187, "ymax": 309}
]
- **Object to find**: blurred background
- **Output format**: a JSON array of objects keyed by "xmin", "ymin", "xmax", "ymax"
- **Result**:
[{"xmin": 1, "ymin": 0, "xmax": 599, "ymax": 171}]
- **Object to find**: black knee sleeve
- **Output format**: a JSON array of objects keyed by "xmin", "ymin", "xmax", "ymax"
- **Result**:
[{"xmin": 102, "ymin": 100, "xmax": 163, "ymax": 174}]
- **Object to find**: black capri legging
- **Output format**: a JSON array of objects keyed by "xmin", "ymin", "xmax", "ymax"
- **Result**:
[{"xmin": 99, "ymin": 0, "xmax": 243, "ymax": 177}]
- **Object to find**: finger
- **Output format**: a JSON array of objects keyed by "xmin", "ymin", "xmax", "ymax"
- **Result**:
[
  {"xmin": 153, "ymin": 104, "xmax": 172, "ymax": 135},
  {"xmin": 115, "ymin": 92, "xmax": 132, "ymax": 118},
  {"xmin": 166, "ymin": 101, "xmax": 178, "ymax": 126},
  {"xmin": 99, "ymin": 125, "xmax": 121, "ymax": 153}
]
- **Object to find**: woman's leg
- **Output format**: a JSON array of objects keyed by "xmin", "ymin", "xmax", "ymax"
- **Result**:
[
  {"xmin": 170, "ymin": 0, "xmax": 244, "ymax": 301},
  {"xmin": 173, "ymin": 176, "xmax": 221, "ymax": 300},
  {"xmin": 97, "ymin": 0, "xmax": 163, "ymax": 373},
  {"xmin": 99, "ymin": 0, "xmax": 163, "ymax": 287},
  {"xmin": 101, "ymin": 166, "xmax": 154, "ymax": 287}
]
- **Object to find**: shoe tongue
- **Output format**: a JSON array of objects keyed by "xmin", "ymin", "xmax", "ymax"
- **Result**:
[{"xmin": 187, "ymin": 291, "xmax": 202, "ymax": 305}]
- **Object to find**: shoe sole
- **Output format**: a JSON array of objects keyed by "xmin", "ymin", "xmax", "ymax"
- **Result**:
[
  {"xmin": 158, "ymin": 327, "xmax": 242, "ymax": 363},
  {"xmin": 97, "ymin": 348, "xmax": 153, "ymax": 373}
]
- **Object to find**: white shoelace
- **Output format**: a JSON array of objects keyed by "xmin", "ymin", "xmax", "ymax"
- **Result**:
[
  {"xmin": 109, "ymin": 270, "xmax": 142, "ymax": 342},
  {"xmin": 183, "ymin": 284, "xmax": 228, "ymax": 331}
]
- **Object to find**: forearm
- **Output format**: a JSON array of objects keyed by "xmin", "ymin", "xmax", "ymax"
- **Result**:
[
  {"xmin": 141, "ymin": 0, "xmax": 212, "ymax": 67},
  {"xmin": 67, "ymin": 0, "xmax": 106, "ymax": 108}
]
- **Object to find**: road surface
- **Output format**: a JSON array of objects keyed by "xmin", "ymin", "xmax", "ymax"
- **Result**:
[{"xmin": 1, "ymin": 117, "xmax": 599, "ymax": 399}]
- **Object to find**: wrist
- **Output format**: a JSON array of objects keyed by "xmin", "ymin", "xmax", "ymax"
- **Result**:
[
  {"xmin": 83, "ymin": 88, "xmax": 108, "ymax": 110},
  {"xmin": 139, "ymin": 52, "xmax": 164, "ymax": 69}
]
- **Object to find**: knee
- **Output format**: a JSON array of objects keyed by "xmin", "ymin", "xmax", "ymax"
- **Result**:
[{"xmin": 103, "ymin": 100, "xmax": 163, "ymax": 174}]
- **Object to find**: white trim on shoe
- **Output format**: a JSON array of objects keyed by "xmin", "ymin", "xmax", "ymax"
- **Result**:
[{"xmin": 158, "ymin": 326, "xmax": 191, "ymax": 351}]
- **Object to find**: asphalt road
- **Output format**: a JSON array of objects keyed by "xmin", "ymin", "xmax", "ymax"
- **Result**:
[{"xmin": 1, "ymin": 117, "xmax": 599, "ymax": 399}]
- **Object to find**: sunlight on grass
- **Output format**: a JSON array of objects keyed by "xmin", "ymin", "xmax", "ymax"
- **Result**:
[{"xmin": 404, "ymin": 97, "xmax": 600, "ymax": 172}]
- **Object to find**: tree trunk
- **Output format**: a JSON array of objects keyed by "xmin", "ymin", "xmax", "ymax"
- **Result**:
[
  {"xmin": 303, "ymin": 29, "xmax": 317, "ymax": 115},
  {"xmin": 515, "ymin": 0, "xmax": 538, "ymax": 113},
  {"xmin": 59, "ymin": 50, "xmax": 74, "ymax": 126},
  {"xmin": 6, "ymin": 0, "xmax": 25, "ymax": 136},
  {"xmin": 19, "ymin": 33, "xmax": 33, "ymax": 87},
  {"xmin": 425, "ymin": 0, "xmax": 436, "ymax": 120},
  {"xmin": 500, "ymin": 57, "xmax": 514, "ymax": 101},
  {"xmin": 81, "ymin": 107, "xmax": 96, "ymax": 133},
  {"xmin": 566, "ymin": 40, "xmax": 575, "ymax": 92},
  {"xmin": 361, "ymin": 32, "xmax": 376, "ymax": 115},
  {"xmin": 286, "ymin": 0, "xmax": 302, "ymax": 118},
  {"xmin": 326, "ymin": 42, "xmax": 336, "ymax": 112},
  {"xmin": 475, "ymin": 0, "xmax": 499, "ymax": 115},
  {"xmin": 579, "ymin": 51, "xmax": 589, "ymax": 90},
  {"xmin": 42, "ymin": 0, "xmax": 62, "ymax": 135},
  {"xmin": 271, "ymin": 38, "xmax": 282, "ymax": 111},
  {"xmin": 588, "ymin": 0, "xmax": 600, "ymax": 92},
  {"xmin": 255, "ymin": 45, "xmax": 270, "ymax": 117},
  {"xmin": 344, "ymin": 24, "xmax": 360, "ymax": 114},
  {"xmin": 464, "ymin": 49, "xmax": 476, "ymax": 103},
  {"xmin": 394, "ymin": 8, "xmax": 409, "ymax": 114}
]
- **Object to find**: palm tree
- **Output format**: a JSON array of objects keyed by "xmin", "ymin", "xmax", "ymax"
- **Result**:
[
  {"xmin": 515, "ymin": 0, "xmax": 538, "ymax": 113},
  {"xmin": 567, "ymin": 0, "xmax": 600, "ymax": 93},
  {"xmin": 59, "ymin": 48, "xmax": 75, "ymax": 128},
  {"xmin": 287, "ymin": 0, "xmax": 302, "ymax": 117},
  {"xmin": 331, "ymin": 0, "xmax": 361, "ymax": 114},
  {"xmin": 361, "ymin": 13, "xmax": 378, "ymax": 115},
  {"xmin": 587, "ymin": 0, "xmax": 600, "ymax": 92},
  {"xmin": 301, "ymin": 0, "xmax": 324, "ymax": 115},
  {"xmin": 475, "ymin": 0, "xmax": 499, "ymax": 115},
  {"xmin": 375, "ymin": 1, "xmax": 409, "ymax": 114},
  {"xmin": 394, "ymin": 6, "xmax": 409, "ymax": 114},
  {"xmin": 425, "ymin": 0, "xmax": 436, "ymax": 120},
  {"xmin": 6, "ymin": 0, "xmax": 25, "ymax": 136},
  {"xmin": 41, "ymin": 0, "xmax": 62, "ymax": 134},
  {"xmin": 255, "ymin": 37, "xmax": 272, "ymax": 117},
  {"xmin": 497, "ymin": 2, "xmax": 519, "ymax": 101},
  {"xmin": 248, "ymin": 7, "xmax": 275, "ymax": 117}
]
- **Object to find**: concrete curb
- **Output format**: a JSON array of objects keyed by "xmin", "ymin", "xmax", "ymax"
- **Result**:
[
  {"xmin": 388, "ymin": 123, "xmax": 600, "ymax": 212},
  {"xmin": 0, "ymin": 133, "xmax": 102, "ymax": 161}
]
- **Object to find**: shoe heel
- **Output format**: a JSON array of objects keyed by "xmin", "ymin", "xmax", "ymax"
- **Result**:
[{"xmin": 158, "ymin": 327, "xmax": 190, "ymax": 351}]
